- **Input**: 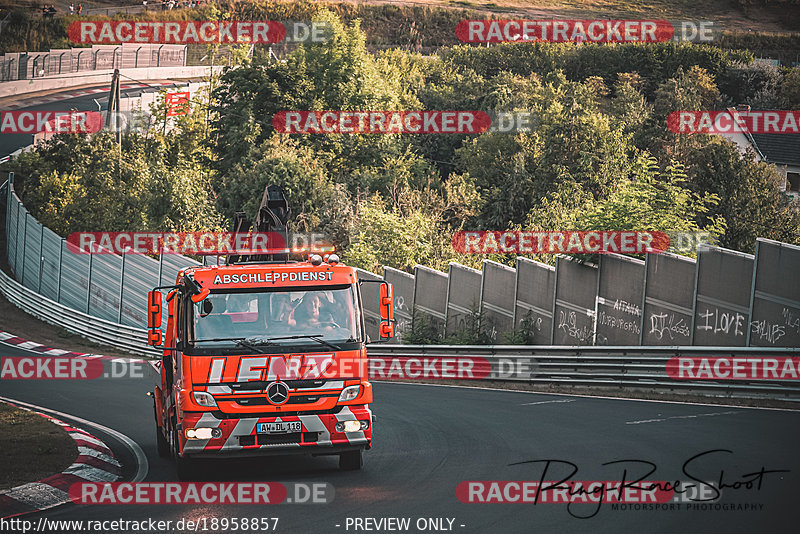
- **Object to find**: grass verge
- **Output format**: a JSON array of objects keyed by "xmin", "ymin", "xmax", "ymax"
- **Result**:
[{"xmin": 0, "ymin": 403, "xmax": 77, "ymax": 491}]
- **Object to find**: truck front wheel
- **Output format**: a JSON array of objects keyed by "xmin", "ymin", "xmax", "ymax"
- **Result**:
[
  {"xmin": 154, "ymin": 405, "xmax": 170, "ymax": 458},
  {"xmin": 173, "ymin": 427, "xmax": 198, "ymax": 480},
  {"xmin": 339, "ymin": 450, "xmax": 363, "ymax": 471}
]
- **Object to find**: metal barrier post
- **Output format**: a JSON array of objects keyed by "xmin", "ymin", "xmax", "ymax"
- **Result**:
[
  {"xmin": 689, "ymin": 252, "xmax": 700, "ymax": 345},
  {"xmin": 86, "ymin": 250, "xmax": 93, "ymax": 313},
  {"xmin": 550, "ymin": 259, "xmax": 559, "ymax": 344},
  {"xmin": 746, "ymin": 240, "xmax": 760, "ymax": 347},
  {"xmin": 37, "ymin": 224, "xmax": 44, "ymax": 293},
  {"xmin": 639, "ymin": 255, "xmax": 649, "ymax": 345},
  {"xmin": 13, "ymin": 191, "xmax": 21, "ymax": 275},
  {"xmin": 118, "ymin": 250, "xmax": 126, "ymax": 323},
  {"xmin": 20, "ymin": 212, "xmax": 28, "ymax": 284},
  {"xmin": 57, "ymin": 239, "xmax": 64, "ymax": 302},
  {"xmin": 4, "ymin": 173, "xmax": 11, "ymax": 268}
]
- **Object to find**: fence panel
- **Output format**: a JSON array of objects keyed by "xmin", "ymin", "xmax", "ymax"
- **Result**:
[
  {"xmin": 413, "ymin": 265, "xmax": 448, "ymax": 336},
  {"xmin": 445, "ymin": 263, "xmax": 482, "ymax": 336},
  {"xmin": 552, "ymin": 256, "xmax": 597, "ymax": 346},
  {"xmin": 641, "ymin": 252, "xmax": 695, "ymax": 346},
  {"xmin": 480, "ymin": 260, "xmax": 516, "ymax": 343},
  {"xmin": 120, "ymin": 252, "xmax": 160, "ymax": 328},
  {"xmin": 39, "ymin": 228, "xmax": 61, "ymax": 301},
  {"xmin": 6, "ymin": 192, "xmax": 18, "ymax": 274},
  {"xmin": 47, "ymin": 50, "xmax": 70, "ymax": 75},
  {"xmin": 87, "ymin": 251, "xmax": 122, "ymax": 322},
  {"xmin": 514, "ymin": 258, "xmax": 555, "ymax": 344},
  {"xmin": 693, "ymin": 246, "xmax": 753, "ymax": 346},
  {"xmin": 749, "ymin": 239, "xmax": 800, "ymax": 347},
  {"xmin": 14, "ymin": 205, "xmax": 28, "ymax": 283},
  {"xmin": 21, "ymin": 214, "xmax": 42, "ymax": 291},
  {"xmin": 59, "ymin": 241, "xmax": 91, "ymax": 313},
  {"xmin": 595, "ymin": 254, "xmax": 644, "ymax": 345}
]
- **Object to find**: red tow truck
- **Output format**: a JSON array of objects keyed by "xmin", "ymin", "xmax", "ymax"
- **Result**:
[{"xmin": 146, "ymin": 186, "xmax": 394, "ymax": 478}]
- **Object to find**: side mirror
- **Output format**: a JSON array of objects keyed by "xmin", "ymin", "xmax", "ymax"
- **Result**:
[
  {"xmin": 147, "ymin": 290, "xmax": 163, "ymax": 346},
  {"xmin": 379, "ymin": 282, "xmax": 395, "ymax": 339}
]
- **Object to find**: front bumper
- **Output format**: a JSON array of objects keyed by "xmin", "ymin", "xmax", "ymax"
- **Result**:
[{"xmin": 180, "ymin": 405, "xmax": 372, "ymax": 458}]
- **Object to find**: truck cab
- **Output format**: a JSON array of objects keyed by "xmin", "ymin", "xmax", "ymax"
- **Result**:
[{"xmin": 147, "ymin": 255, "xmax": 394, "ymax": 478}]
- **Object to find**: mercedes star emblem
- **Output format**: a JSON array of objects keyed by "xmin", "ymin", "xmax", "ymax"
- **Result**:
[{"xmin": 266, "ymin": 381, "xmax": 290, "ymax": 405}]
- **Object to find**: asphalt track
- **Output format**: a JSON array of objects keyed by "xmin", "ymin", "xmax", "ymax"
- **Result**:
[{"xmin": 2, "ymin": 341, "xmax": 799, "ymax": 534}]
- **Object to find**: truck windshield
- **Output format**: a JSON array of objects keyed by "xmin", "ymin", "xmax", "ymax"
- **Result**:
[{"xmin": 190, "ymin": 286, "xmax": 362, "ymax": 348}]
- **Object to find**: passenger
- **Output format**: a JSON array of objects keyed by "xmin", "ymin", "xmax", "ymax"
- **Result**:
[
  {"xmin": 272, "ymin": 293, "xmax": 294, "ymax": 323},
  {"xmin": 290, "ymin": 294, "xmax": 335, "ymax": 331}
]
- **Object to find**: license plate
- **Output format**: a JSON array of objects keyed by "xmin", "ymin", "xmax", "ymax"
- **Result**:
[{"xmin": 257, "ymin": 421, "xmax": 301, "ymax": 434}]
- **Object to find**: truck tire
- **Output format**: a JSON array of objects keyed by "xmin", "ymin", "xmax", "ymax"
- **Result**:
[
  {"xmin": 339, "ymin": 450, "xmax": 363, "ymax": 471},
  {"xmin": 154, "ymin": 405, "xmax": 170, "ymax": 458},
  {"xmin": 173, "ymin": 427, "xmax": 198, "ymax": 481},
  {"xmin": 175, "ymin": 454, "xmax": 197, "ymax": 481}
]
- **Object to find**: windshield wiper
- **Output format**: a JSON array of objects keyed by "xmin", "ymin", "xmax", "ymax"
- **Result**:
[
  {"xmin": 193, "ymin": 337, "xmax": 276, "ymax": 354},
  {"xmin": 263, "ymin": 335, "xmax": 341, "ymax": 351}
]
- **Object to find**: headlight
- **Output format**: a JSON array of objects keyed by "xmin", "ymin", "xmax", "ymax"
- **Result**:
[
  {"xmin": 193, "ymin": 391, "xmax": 217, "ymax": 407},
  {"xmin": 335, "ymin": 420, "xmax": 364, "ymax": 433},
  {"xmin": 338, "ymin": 385, "xmax": 360, "ymax": 402},
  {"xmin": 185, "ymin": 427, "xmax": 222, "ymax": 440}
]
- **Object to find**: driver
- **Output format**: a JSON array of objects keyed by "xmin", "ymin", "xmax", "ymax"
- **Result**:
[{"xmin": 290, "ymin": 294, "xmax": 336, "ymax": 331}]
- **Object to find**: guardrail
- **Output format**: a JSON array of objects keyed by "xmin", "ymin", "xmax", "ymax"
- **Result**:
[
  {"xmin": 1, "ymin": 232, "xmax": 797, "ymax": 400},
  {"xmin": 367, "ymin": 344, "xmax": 800, "ymax": 402},
  {"xmin": 0, "ymin": 265, "xmax": 158, "ymax": 358}
]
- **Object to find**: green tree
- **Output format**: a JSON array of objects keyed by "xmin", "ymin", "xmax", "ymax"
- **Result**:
[
  {"xmin": 573, "ymin": 156, "xmax": 724, "ymax": 257},
  {"xmin": 523, "ymin": 154, "xmax": 724, "ymax": 263},
  {"xmin": 685, "ymin": 137, "xmax": 800, "ymax": 252},
  {"xmin": 13, "ymin": 132, "xmax": 222, "ymax": 235},
  {"xmin": 455, "ymin": 71, "xmax": 634, "ymax": 229},
  {"xmin": 215, "ymin": 135, "xmax": 339, "ymax": 233},
  {"xmin": 649, "ymin": 65, "xmax": 721, "ymax": 162},
  {"xmin": 344, "ymin": 193, "xmax": 455, "ymax": 273},
  {"xmin": 780, "ymin": 67, "xmax": 800, "ymax": 109},
  {"xmin": 717, "ymin": 61, "xmax": 783, "ymax": 109}
]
